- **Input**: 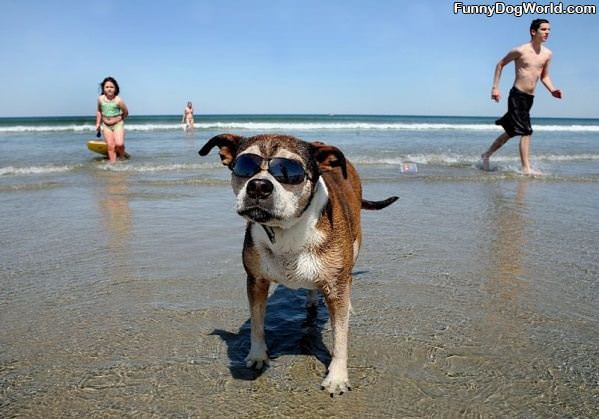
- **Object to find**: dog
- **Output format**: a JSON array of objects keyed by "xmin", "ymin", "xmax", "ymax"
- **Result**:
[{"xmin": 199, "ymin": 134, "xmax": 397, "ymax": 395}]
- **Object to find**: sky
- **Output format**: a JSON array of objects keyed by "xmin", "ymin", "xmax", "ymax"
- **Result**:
[{"xmin": 1, "ymin": 0, "xmax": 598, "ymax": 118}]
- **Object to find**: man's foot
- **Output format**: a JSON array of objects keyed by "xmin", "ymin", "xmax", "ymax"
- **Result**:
[
  {"xmin": 521, "ymin": 167, "xmax": 542, "ymax": 176},
  {"xmin": 481, "ymin": 154, "xmax": 490, "ymax": 171}
]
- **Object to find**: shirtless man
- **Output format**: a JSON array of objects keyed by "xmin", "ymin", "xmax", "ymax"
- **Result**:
[{"xmin": 481, "ymin": 19, "xmax": 562, "ymax": 175}]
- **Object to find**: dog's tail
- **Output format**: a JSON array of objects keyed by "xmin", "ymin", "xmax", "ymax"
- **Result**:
[{"xmin": 361, "ymin": 196, "xmax": 398, "ymax": 210}]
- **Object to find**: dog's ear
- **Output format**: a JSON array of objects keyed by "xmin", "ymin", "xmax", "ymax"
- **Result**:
[
  {"xmin": 310, "ymin": 142, "xmax": 348, "ymax": 179},
  {"xmin": 199, "ymin": 134, "xmax": 243, "ymax": 166}
]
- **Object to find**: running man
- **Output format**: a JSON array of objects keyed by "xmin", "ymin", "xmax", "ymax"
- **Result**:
[{"xmin": 482, "ymin": 19, "xmax": 562, "ymax": 175}]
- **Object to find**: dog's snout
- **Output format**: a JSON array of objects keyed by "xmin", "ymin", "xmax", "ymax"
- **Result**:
[{"xmin": 246, "ymin": 178, "xmax": 274, "ymax": 200}]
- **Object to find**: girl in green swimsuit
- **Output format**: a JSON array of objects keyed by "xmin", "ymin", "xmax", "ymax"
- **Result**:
[{"xmin": 95, "ymin": 77, "xmax": 129, "ymax": 163}]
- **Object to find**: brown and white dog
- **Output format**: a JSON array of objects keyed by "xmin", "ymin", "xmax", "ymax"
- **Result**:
[{"xmin": 199, "ymin": 134, "xmax": 397, "ymax": 395}]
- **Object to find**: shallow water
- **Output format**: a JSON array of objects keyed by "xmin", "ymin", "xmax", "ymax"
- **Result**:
[
  {"xmin": 2, "ymin": 176, "xmax": 597, "ymax": 417},
  {"xmin": 1, "ymin": 116, "xmax": 598, "ymax": 416}
]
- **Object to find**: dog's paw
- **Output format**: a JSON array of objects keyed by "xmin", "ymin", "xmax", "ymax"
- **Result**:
[
  {"xmin": 245, "ymin": 347, "xmax": 270, "ymax": 370},
  {"xmin": 321, "ymin": 365, "xmax": 351, "ymax": 396}
]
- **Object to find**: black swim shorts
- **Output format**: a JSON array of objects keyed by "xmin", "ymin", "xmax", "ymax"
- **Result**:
[{"xmin": 495, "ymin": 86, "xmax": 534, "ymax": 136}]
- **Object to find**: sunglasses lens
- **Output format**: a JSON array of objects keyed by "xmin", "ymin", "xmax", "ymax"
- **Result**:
[
  {"xmin": 269, "ymin": 158, "xmax": 306, "ymax": 184},
  {"xmin": 232, "ymin": 154, "xmax": 261, "ymax": 177}
]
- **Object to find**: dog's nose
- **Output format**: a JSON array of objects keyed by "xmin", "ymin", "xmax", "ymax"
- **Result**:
[{"xmin": 246, "ymin": 178, "xmax": 274, "ymax": 200}]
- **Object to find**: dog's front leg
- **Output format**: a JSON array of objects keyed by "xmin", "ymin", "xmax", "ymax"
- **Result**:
[
  {"xmin": 245, "ymin": 275, "xmax": 270, "ymax": 369},
  {"xmin": 321, "ymin": 279, "xmax": 352, "ymax": 395}
]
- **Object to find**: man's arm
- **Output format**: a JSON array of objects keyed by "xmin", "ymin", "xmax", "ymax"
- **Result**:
[
  {"xmin": 541, "ymin": 55, "xmax": 563, "ymax": 99},
  {"xmin": 491, "ymin": 49, "xmax": 520, "ymax": 102}
]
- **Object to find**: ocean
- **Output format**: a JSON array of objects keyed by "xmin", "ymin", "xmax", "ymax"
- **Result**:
[
  {"xmin": 1, "ymin": 114, "xmax": 598, "ymax": 416},
  {"xmin": 1, "ymin": 114, "xmax": 599, "ymax": 181}
]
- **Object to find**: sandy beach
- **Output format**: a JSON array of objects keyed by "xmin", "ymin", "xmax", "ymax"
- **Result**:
[
  {"xmin": 2, "ymin": 174, "xmax": 597, "ymax": 416},
  {"xmin": 1, "ymin": 115, "xmax": 598, "ymax": 416}
]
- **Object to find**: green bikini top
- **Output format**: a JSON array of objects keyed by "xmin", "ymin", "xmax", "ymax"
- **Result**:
[{"xmin": 100, "ymin": 96, "xmax": 121, "ymax": 117}]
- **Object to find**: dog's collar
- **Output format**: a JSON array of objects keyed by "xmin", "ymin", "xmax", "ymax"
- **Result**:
[{"xmin": 261, "ymin": 225, "xmax": 276, "ymax": 244}]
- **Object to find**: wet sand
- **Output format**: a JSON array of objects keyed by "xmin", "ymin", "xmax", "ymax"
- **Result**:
[{"xmin": 1, "ymin": 176, "xmax": 598, "ymax": 417}]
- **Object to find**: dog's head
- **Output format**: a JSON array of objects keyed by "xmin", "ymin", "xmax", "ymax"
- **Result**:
[{"xmin": 199, "ymin": 134, "xmax": 347, "ymax": 228}]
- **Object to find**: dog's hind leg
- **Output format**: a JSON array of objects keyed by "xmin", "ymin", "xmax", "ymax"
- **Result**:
[
  {"xmin": 306, "ymin": 289, "xmax": 319, "ymax": 308},
  {"xmin": 245, "ymin": 276, "xmax": 270, "ymax": 369}
]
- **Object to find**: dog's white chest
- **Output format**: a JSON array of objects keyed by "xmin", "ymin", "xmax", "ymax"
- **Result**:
[
  {"xmin": 252, "ymin": 225, "xmax": 325, "ymax": 290},
  {"xmin": 261, "ymin": 247, "xmax": 323, "ymax": 289},
  {"xmin": 248, "ymin": 177, "xmax": 330, "ymax": 290}
]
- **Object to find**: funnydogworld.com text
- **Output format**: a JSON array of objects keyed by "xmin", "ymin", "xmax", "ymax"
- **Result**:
[{"xmin": 453, "ymin": 1, "xmax": 597, "ymax": 17}]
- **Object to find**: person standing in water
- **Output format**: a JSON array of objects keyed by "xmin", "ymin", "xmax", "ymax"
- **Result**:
[
  {"xmin": 481, "ymin": 19, "xmax": 562, "ymax": 175},
  {"xmin": 182, "ymin": 101, "xmax": 194, "ymax": 130},
  {"xmin": 95, "ymin": 77, "xmax": 129, "ymax": 163}
]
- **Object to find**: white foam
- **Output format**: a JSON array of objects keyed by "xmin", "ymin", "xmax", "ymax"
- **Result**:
[
  {"xmin": 536, "ymin": 154, "xmax": 599, "ymax": 161},
  {"xmin": 353, "ymin": 153, "xmax": 599, "ymax": 166},
  {"xmin": 100, "ymin": 162, "xmax": 223, "ymax": 172},
  {"xmin": 0, "ymin": 165, "xmax": 74, "ymax": 176},
  {"xmin": 198, "ymin": 122, "xmax": 599, "ymax": 132},
  {"xmin": 2, "ymin": 122, "xmax": 598, "ymax": 133},
  {"xmin": 0, "ymin": 124, "xmax": 97, "ymax": 133},
  {"xmin": 534, "ymin": 124, "xmax": 599, "ymax": 132}
]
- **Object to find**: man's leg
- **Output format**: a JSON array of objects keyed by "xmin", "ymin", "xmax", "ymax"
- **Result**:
[
  {"xmin": 481, "ymin": 132, "xmax": 512, "ymax": 170},
  {"xmin": 519, "ymin": 135, "xmax": 531, "ymax": 174}
]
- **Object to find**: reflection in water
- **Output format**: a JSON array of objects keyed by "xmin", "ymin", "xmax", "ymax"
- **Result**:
[
  {"xmin": 482, "ymin": 181, "xmax": 530, "ymax": 342},
  {"xmin": 97, "ymin": 170, "xmax": 133, "ymax": 277},
  {"xmin": 184, "ymin": 125, "xmax": 196, "ymax": 137}
]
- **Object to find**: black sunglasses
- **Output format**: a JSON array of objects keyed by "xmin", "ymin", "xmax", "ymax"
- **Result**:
[{"xmin": 231, "ymin": 153, "xmax": 307, "ymax": 185}]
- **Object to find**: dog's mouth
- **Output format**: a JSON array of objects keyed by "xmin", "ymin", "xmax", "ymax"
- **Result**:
[{"xmin": 238, "ymin": 207, "xmax": 278, "ymax": 224}]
